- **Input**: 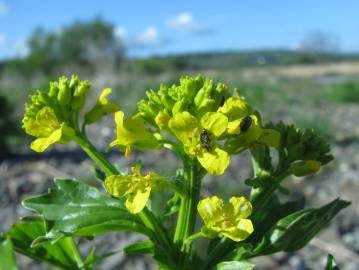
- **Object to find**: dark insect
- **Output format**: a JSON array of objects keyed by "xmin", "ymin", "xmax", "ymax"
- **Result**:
[
  {"xmin": 239, "ymin": 116, "xmax": 252, "ymax": 132},
  {"xmin": 200, "ymin": 129, "xmax": 211, "ymax": 151}
]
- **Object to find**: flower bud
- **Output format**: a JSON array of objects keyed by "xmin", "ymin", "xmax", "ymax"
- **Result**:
[
  {"xmin": 49, "ymin": 82, "xmax": 59, "ymax": 98},
  {"xmin": 71, "ymin": 80, "xmax": 90, "ymax": 110},
  {"xmin": 172, "ymin": 99, "xmax": 187, "ymax": 115},
  {"xmin": 69, "ymin": 75, "xmax": 79, "ymax": 91},
  {"xmin": 37, "ymin": 92, "xmax": 52, "ymax": 106},
  {"xmin": 289, "ymin": 160, "xmax": 321, "ymax": 177},
  {"xmin": 155, "ymin": 111, "xmax": 170, "ymax": 129},
  {"xmin": 57, "ymin": 76, "xmax": 71, "ymax": 105}
]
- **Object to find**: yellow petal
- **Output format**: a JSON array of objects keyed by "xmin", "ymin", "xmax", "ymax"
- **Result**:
[
  {"xmin": 126, "ymin": 188, "xmax": 151, "ymax": 214},
  {"xmin": 24, "ymin": 106, "xmax": 60, "ymax": 137},
  {"xmin": 30, "ymin": 127, "xmax": 62, "ymax": 152},
  {"xmin": 218, "ymin": 97, "xmax": 251, "ymax": 120},
  {"xmin": 200, "ymin": 112, "xmax": 228, "ymax": 138},
  {"xmin": 221, "ymin": 219, "xmax": 254, "ymax": 242},
  {"xmin": 197, "ymin": 147, "xmax": 230, "ymax": 175},
  {"xmin": 99, "ymin": 88, "xmax": 112, "ymax": 105},
  {"xmin": 155, "ymin": 111, "xmax": 170, "ymax": 129},
  {"xmin": 168, "ymin": 111, "xmax": 199, "ymax": 146},
  {"xmin": 110, "ymin": 111, "xmax": 161, "ymax": 152},
  {"xmin": 229, "ymin": 196, "xmax": 253, "ymax": 219},
  {"xmin": 104, "ymin": 175, "xmax": 131, "ymax": 197},
  {"xmin": 197, "ymin": 196, "xmax": 223, "ymax": 225},
  {"xmin": 227, "ymin": 115, "xmax": 262, "ymax": 146}
]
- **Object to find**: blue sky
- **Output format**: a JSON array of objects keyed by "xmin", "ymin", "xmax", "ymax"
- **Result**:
[{"xmin": 0, "ymin": 0, "xmax": 358, "ymax": 59}]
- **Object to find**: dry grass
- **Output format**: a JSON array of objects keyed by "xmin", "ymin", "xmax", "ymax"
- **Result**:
[{"xmin": 239, "ymin": 61, "xmax": 359, "ymax": 78}]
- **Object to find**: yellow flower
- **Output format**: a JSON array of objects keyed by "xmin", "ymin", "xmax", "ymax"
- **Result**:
[
  {"xmin": 219, "ymin": 97, "xmax": 264, "ymax": 146},
  {"xmin": 108, "ymin": 111, "xmax": 162, "ymax": 158},
  {"xmin": 23, "ymin": 106, "xmax": 75, "ymax": 152},
  {"xmin": 168, "ymin": 111, "xmax": 230, "ymax": 175},
  {"xmin": 85, "ymin": 88, "xmax": 119, "ymax": 124},
  {"xmin": 218, "ymin": 97, "xmax": 252, "ymax": 121},
  {"xmin": 105, "ymin": 167, "xmax": 161, "ymax": 214},
  {"xmin": 197, "ymin": 196, "xmax": 254, "ymax": 242}
]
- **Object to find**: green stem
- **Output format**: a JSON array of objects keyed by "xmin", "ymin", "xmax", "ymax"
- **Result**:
[
  {"xmin": 173, "ymin": 159, "xmax": 201, "ymax": 269},
  {"xmin": 184, "ymin": 232, "xmax": 203, "ymax": 247},
  {"xmin": 201, "ymin": 238, "xmax": 233, "ymax": 270},
  {"xmin": 74, "ymin": 134, "xmax": 118, "ymax": 175},
  {"xmin": 64, "ymin": 237, "xmax": 84, "ymax": 269}
]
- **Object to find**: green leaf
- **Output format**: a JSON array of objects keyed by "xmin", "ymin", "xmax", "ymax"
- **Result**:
[
  {"xmin": 22, "ymin": 179, "xmax": 152, "ymax": 241},
  {"xmin": 253, "ymin": 198, "xmax": 350, "ymax": 255},
  {"xmin": 325, "ymin": 254, "xmax": 340, "ymax": 270},
  {"xmin": 250, "ymin": 195, "xmax": 305, "ymax": 244},
  {"xmin": 0, "ymin": 237, "xmax": 18, "ymax": 270},
  {"xmin": 123, "ymin": 240, "xmax": 154, "ymax": 255},
  {"xmin": 216, "ymin": 260, "xmax": 254, "ymax": 270},
  {"xmin": 6, "ymin": 216, "xmax": 83, "ymax": 269}
]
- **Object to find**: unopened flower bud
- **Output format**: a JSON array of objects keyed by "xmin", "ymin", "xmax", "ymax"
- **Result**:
[
  {"xmin": 289, "ymin": 160, "xmax": 321, "ymax": 177},
  {"xmin": 71, "ymin": 80, "xmax": 90, "ymax": 110},
  {"xmin": 49, "ymin": 82, "xmax": 59, "ymax": 98},
  {"xmin": 57, "ymin": 76, "xmax": 71, "ymax": 105}
]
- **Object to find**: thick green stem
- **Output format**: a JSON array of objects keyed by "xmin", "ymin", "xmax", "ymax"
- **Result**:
[
  {"xmin": 74, "ymin": 135, "xmax": 118, "ymax": 176},
  {"xmin": 173, "ymin": 159, "xmax": 201, "ymax": 269}
]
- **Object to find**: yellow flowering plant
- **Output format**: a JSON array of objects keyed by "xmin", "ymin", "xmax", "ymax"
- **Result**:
[{"xmin": 0, "ymin": 75, "xmax": 350, "ymax": 270}]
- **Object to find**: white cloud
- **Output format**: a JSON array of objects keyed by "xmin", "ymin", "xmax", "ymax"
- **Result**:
[
  {"xmin": 0, "ymin": 1, "xmax": 9, "ymax": 16},
  {"xmin": 134, "ymin": 26, "xmax": 162, "ymax": 47},
  {"xmin": 168, "ymin": 12, "xmax": 209, "ymax": 34},
  {"xmin": 114, "ymin": 26, "xmax": 126, "ymax": 40}
]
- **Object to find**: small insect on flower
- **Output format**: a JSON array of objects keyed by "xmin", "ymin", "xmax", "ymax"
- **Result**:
[
  {"xmin": 200, "ymin": 129, "xmax": 211, "ymax": 151},
  {"xmin": 239, "ymin": 116, "xmax": 252, "ymax": 133}
]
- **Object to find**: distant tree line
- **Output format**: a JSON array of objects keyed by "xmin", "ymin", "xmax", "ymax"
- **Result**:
[{"xmin": 2, "ymin": 17, "xmax": 124, "ymax": 75}]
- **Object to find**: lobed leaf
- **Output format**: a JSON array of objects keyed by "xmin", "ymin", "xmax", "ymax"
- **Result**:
[
  {"xmin": 6, "ymin": 216, "xmax": 83, "ymax": 269},
  {"xmin": 22, "ymin": 179, "xmax": 152, "ymax": 241},
  {"xmin": 253, "ymin": 198, "xmax": 350, "ymax": 255}
]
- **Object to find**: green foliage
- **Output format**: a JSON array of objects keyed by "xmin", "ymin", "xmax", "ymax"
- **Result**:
[
  {"xmin": 216, "ymin": 260, "xmax": 254, "ymax": 270},
  {"xmin": 123, "ymin": 241, "xmax": 154, "ymax": 255},
  {"xmin": 6, "ymin": 216, "xmax": 85, "ymax": 269},
  {"xmin": 329, "ymin": 80, "xmax": 359, "ymax": 103},
  {"xmin": 0, "ymin": 237, "xmax": 17, "ymax": 270},
  {"xmin": 22, "ymin": 179, "xmax": 152, "ymax": 241},
  {"xmin": 325, "ymin": 254, "xmax": 340, "ymax": 270},
  {"xmin": 5, "ymin": 17, "xmax": 124, "ymax": 75},
  {"xmin": 252, "ymin": 199, "xmax": 350, "ymax": 255}
]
